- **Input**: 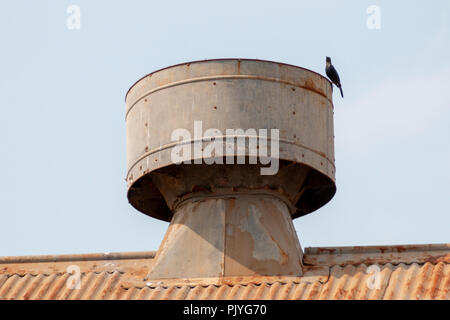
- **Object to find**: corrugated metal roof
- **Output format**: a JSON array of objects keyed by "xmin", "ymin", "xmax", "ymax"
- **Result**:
[{"xmin": 0, "ymin": 244, "xmax": 448, "ymax": 300}]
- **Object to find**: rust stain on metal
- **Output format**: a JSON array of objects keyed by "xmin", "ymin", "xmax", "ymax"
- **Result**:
[
  {"xmin": 302, "ymin": 78, "xmax": 326, "ymax": 100},
  {"xmin": 190, "ymin": 185, "xmax": 211, "ymax": 193},
  {"xmin": 125, "ymin": 58, "xmax": 331, "ymax": 102},
  {"xmin": 228, "ymin": 198, "xmax": 236, "ymax": 210},
  {"xmin": 304, "ymin": 244, "xmax": 450, "ymax": 267},
  {"xmin": 424, "ymin": 254, "xmax": 450, "ymax": 264},
  {"xmin": 316, "ymin": 248, "xmax": 337, "ymax": 255}
]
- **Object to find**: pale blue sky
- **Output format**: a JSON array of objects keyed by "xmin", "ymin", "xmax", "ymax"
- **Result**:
[{"xmin": 1, "ymin": 1, "xmax": 449, "ymax": 256}]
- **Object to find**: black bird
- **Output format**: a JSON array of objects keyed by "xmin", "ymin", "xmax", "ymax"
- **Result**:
[{"xmin": 325, "ymin": 56, "xmax": 344, "ymax": 98}]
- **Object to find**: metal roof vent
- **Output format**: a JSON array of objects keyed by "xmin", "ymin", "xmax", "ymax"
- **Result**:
[{"xmin": 125, "ymin": 59, "xmax": 336, "ymax": 284}]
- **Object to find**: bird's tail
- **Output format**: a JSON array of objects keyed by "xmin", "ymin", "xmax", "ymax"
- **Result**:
[{"xmin": 338, "ymin": 86, "xmax": 344, "ymax": 98}]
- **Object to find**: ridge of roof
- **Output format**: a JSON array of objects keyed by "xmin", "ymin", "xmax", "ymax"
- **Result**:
[
  {"xmin": 304, "ymin": 243, "xmax": 450, "ymax": 266},
  {"xmin": 0, "ymin": 251, "xmax": 156, "ymax": 265},
  {"xmin": 1, "ymin": 244, "xmax": 448, "ymax": 268}
]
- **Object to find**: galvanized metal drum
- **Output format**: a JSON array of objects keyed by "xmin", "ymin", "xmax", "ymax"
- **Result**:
[{"xmin": 125, "ymin": 59, "xmax": 336, "ymax": 222}]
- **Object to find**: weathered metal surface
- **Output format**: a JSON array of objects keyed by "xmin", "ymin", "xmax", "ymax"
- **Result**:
[
  {"xmin": 0, "ymin": 251, "xmax": 155, "ymax": 278},
  {"xmin": 150, "ymin": 163, "xmax": 312, "ymax": 220},
  {"xmin": 0, "ymin": 251, "xmax": 156, "ymax": 300},
  {"xmin": 0, "ymin": 244, "xmax": 448, "ymax": 300},
  {"xmin": 125, "ymin": 59, "xmax": 336, "ymax": 221},
  {"xmin": 304, "ymin": 243, "xmax": 450, "ymax": 266},
  {"xmin": 138, "ymin": 263, "xmax": 450, "ymax": 300},
  {"xmin": 0, "ymin": 251, "xmax": 155, "ymax": 265},
  {"xmin": 147, "ymin": 194, "xmax": 303, "ymax": 281}
]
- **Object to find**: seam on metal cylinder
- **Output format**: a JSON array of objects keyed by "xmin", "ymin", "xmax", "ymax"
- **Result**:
[
  {"xmin": 221, "ymin": 201, "xmax": 226, "ymax": 279},
  {"xmin": 125, "ymin": 75, "xmax": 332, "ymax": 120},
  {"xmin": 126, "ymin": 136, "xmax": 335, "ymax": 180},
  {"xmin": 171, "ymin": 190, "xmax": 296, "ymax": 215}
]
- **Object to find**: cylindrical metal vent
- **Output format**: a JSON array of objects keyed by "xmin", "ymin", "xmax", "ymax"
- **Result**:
[
  {"xmin": 125, "ymin": 59, "xmax": 336, "ymax": 222},
  {"xmin": 125, "ymin": 59, "xmax": 336, "ymax": 282}
]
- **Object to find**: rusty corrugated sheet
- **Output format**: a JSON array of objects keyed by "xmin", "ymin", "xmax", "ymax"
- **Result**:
[
  {"xmin": 134, "ymin": 263, "xmax": 449, "ymax": 300},
  {"xmin": 0, "ymin": 245, "xmax": 448, "ymax": 300},
  {"xmin": 0, "ymin": 271, "xmax": 125, "ymax": 300},
  {"xmin": 0, "ymin": 263, "xmax": 447, "ymax": 300},
  {"xmin": 0, "ymin": 251, "xmax": 156, "ymax": 278}
]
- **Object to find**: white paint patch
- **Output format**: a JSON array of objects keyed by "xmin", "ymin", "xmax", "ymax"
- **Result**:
[{"xmin": 238, "ymin": 204, "xmax": 282, "ymax": 262}]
